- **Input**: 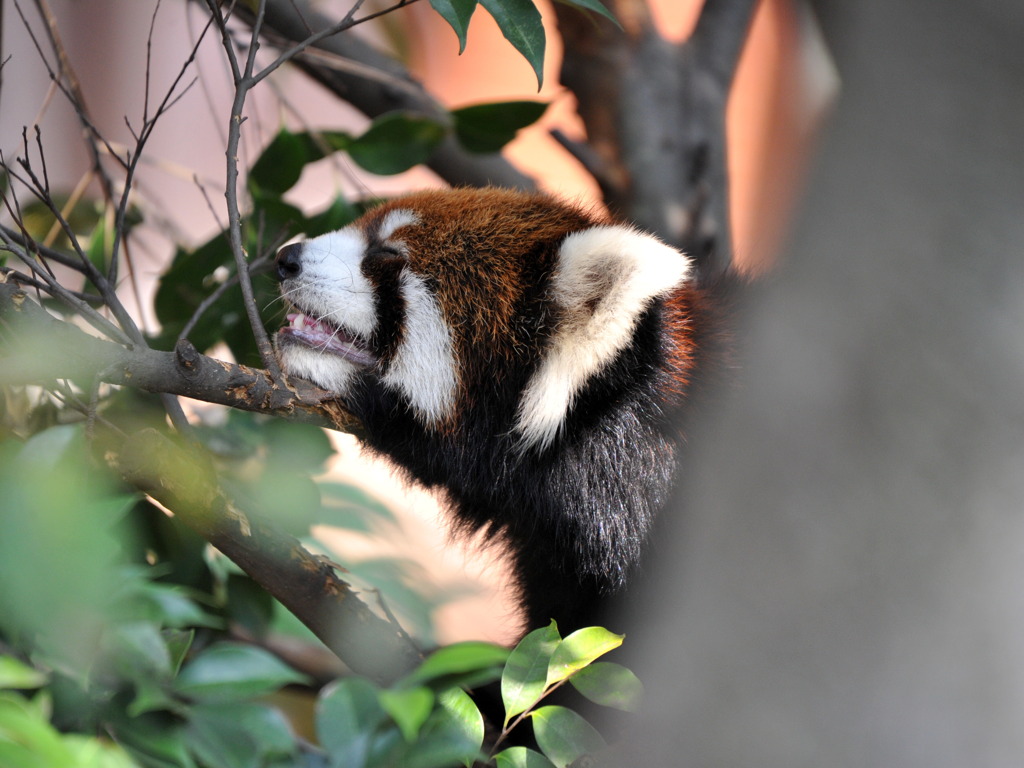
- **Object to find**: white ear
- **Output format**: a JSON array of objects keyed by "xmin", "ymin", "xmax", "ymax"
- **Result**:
[{"xmin": 514, "ymin": 225, "xmax": 691, "ymax": 450}]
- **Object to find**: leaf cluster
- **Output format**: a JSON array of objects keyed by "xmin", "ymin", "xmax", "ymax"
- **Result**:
[
  {"xmin": 153, "ymin": 101, "xmax": 545, "ymax": 367},
  {"xmin": 431, "ymin": 0, "xmax": 618, "ymax": 87},
  {"xmin": 0, "ymin": 0, "xmax": 661, "ymax": 765}
]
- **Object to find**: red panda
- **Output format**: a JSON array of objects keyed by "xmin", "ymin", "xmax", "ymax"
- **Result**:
[{"xmin": 274, "ymin": 187, "xmax": 722, "ymax": 633}]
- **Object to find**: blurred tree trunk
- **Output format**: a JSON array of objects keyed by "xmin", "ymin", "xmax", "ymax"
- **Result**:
[{"xmin": 618, "ymin": 0, "xmax": 1024, "ymax": 765}]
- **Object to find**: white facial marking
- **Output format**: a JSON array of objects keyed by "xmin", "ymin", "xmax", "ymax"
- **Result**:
[
  {"xmin": 514, "ymin": 225, "xmax": 692, "ymax": 450},
  {"xmin": 277, "ymin": 342, "xmax": 361, "ymax": 394},
  {"xmin": 284, "ymin": 227, "xmax": 378, "ymax": 338},
  {"xmin": 378, "ymin": 209, "xmax": 419, "ymax": 242},
  {"xmin": 381, "ymin": 270, "xmax": 458, "ymax": 424},
  {"xmin": 277, "ymin": 226, "xmax": 378, "ymax": 396}
]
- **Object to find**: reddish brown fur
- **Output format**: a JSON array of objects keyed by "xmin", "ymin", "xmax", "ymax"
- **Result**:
[{"xmin": 362, "ymin": 188, "xmax": 604, "ymax": 356}]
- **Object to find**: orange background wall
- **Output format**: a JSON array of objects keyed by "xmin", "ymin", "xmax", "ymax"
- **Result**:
[{"xmin": 404, "ymin": 0, "xmax": 818, "ymax": 272}]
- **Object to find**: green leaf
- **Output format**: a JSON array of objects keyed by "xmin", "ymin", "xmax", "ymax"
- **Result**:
[
  {"xmin": 479, "ymin": 0, "xmax": 546, "ymax": 89},
  {"xmin": 546, "ymin": 627, "xmax": 623, "ymax": 687},
  {"xmin": 568, "ymin": 661, "xmax": 643, "ymax": 712},
  {"xmin": 101, "ymin": 622, "xmax": 180, "ymax": 717},
  {"xmin": 319, "ymin": 482, "xmax": 398, "ymax": 529},
  {"xmin": 452, "ymin": 100, "xmax": 548, "ymax": 153},
  {"xmin": 399, "ymin": 687, "xmax": 483, "ymax": 768},
  {"xmin": 553, "ymin": 0, "xmax": 619, "ymax": 27},
  {"xmin": 58, "ymin": 736, "xmax": 140, "ymax": 768},
  {"xmin": 163, "ymin": 630, "xmax": 196, "ymax": 678},
  {"xmin": 530, "ymin": 706, "xmax": 605, "ymax": 768},
  {"xmin": 113, "ymin": 580, "xmax": 218, "ymax": 630},
  {"xmin": 152, "ymin": 236, "xmax": 235, "ymax": 352},
  {"xmin": 152, "ymin": 224, "xmax": 282, "ymax": 366},
  {"xmin": 262, "ymin": 419, "xmax": 336, "ymax": 473},
  {"xmin": 175, "ymin": 643, "xmax": 308, "ymax": 702},
  {"xmin": 86, "ymin": 217, "xmax": 112, "ymax": 274},
  {"xmin": 186, "ymin": 702, "xmax": 296, "ymax": 768},
  {"xmin": 501, "ymin": 621, "xmax": 560, "ymax": 725},
  {"xmin": 379, "ymin": 686, "xmax": 434, "ymax": 742},
  {"xmin": 493, "ymin": 746, "xmax": 556, "ymax": 768},
  {"xmin": 316, "ymin": 677, "xmax": 386, "ymax": 768},
  {"xmin": 429, "ymin": 0, "xmax": 477, "ymax": 52},
  {"xmin": 0, "ymin": 692, "xmax": 74, "ymax": 766},
  {"xmin": 249, "ymin": 128, "xmax": 315, "ymax": 195},
  {"xmin": 404, "ymin": 642, "xmax": 510, "ymax": 687},
  {"xmin": 107, "ymin": 622, "xmax": 174, "ymax": 679},
  {"xmin": 305, "ymin": 195, "xmax": 362, "ymax": 237},
  {"xmin": 106, "ymin": 710, "xmax": 197, "ymax": 768},
  {"xmin": 348, "ymin": 113, "xmax": 446, "ymax": 175},
  {"xmin": 222, "ymin": 574, "xmax": 275, "ymax": 639},
  {"xmin": 0, "ymin": 428, "xmax": 131, "ymax": 675},
  {"xmin": 248, "ymin": 193, "xmax": 306, "ymax": 247},
  {"xmin": 0, "ymin": 657, "xmax": 47, "ymax": 691}
]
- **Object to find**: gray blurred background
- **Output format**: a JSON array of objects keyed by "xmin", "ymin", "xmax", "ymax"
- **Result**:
[{"xmin": 624, "ymin": 0, "xmax": 1024, "ymax": 765}]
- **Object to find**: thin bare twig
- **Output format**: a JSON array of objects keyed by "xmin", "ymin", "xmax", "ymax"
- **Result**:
[
  {"xmin": 0, "ymin": 232, "xmax": 82, "ymax": 269},
  {"xmin": 245, "ymin": 0, "xmax": 535, "ymax": 190},
  {"xmin": 200, "ymin": 0, "xmax": 443, "ymax": 385},
  {"xmin": 10, "ymin": 0, "xmax": 221, "ymax": 435},
  {"xmin": 1, "ymin": 243, "xmax": 133, "ymax": 346},
  {"xmin": 179, "ymin": 254, "xmax": 276, "ymax": 341},
  {"xmin": 204, "ymin": 0, "xmax": 284, "ymax": 381},
  {"xmin": 7, "ymin": 151, "xmax": 137, "ymax": 337},
  {"xmin": 0, "ymin": 266, "xmax": 102, "ymax": 304},
  {"xmin": 0, "ymin": 281, "xmax": 362, "ymax": 433}
]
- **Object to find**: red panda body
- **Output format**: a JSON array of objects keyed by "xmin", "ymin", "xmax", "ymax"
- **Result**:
[{"xmin": 275, "ymin": 188, "xmax": 717, "ymax": 633}]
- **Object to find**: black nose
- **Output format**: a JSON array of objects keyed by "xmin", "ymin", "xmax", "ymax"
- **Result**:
[{"xmin": 275, "ymin": 243, "xmax": 303, "ymax": 282}]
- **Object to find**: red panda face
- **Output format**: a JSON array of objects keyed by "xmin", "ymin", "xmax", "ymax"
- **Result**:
[{"xmin": 275, "ymin": 188, "xmax": 691, "ymax": 450}]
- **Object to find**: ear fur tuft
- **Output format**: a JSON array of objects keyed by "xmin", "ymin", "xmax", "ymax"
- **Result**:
[{"xmin": 514, "ymin": 225, "xmax": 691, "ymax": 450}]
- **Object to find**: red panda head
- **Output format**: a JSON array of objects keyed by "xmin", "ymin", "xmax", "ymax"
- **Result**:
[{"xmin": 274, "ymin": 187, "xmax": 691, "ymax": 451}]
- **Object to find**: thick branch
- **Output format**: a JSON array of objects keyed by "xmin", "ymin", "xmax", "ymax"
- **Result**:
[
  {"xmin": 1, "ymin": 280, "xmax": 417, "ymax": 680},
  {"xmin": 115, "ymin": 428, "xmax": 421, "ymax": 683},
  {"xmin": 555, "ymin": 0, "xmax": 758, "ymax": 274},
  {"xmin": 692, "ymin": 0, "xmax": 760, "ymax": 90},
  {"xmin": 242, "ymin": 0, "xmax": 537, "ymax": 190},
  {"xmin": 0, "ymin": 280, "xmax": 361, "ymax": 435}
]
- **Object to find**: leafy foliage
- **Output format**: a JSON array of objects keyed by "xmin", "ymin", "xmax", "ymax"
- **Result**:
[
  {"xmin": 432, "ymin": 0, "xmax": 617, "ymax": 88},
  {"xmin": 452, "ymin": 101, "xmax": 548, "ymax": 153},
  {"xmin": 429, "ymin": 0, "xmax": 477, "ymax": 53},
  {"xmin": 490, "ymin": 622, "xmax": 642, "ymax": 766},
  {"xmin": 480, "ymin": 0, "xmax": 547, "ymax": 88},
  {"xmin": 152, "ymin": 98, "xmax": 544, "ymax": 365},
  {"xmin": 0, "ymin": 0, "xmax": 641, "ymax": 764}
]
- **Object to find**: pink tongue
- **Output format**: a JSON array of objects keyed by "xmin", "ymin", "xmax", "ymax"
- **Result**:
[{"xmin": 284, "ymin": 313, "xmax": 376, "ymax": 366}]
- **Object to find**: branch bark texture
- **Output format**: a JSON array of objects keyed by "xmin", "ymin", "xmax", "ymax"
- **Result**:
[
  {"xmin": 0, "ymin": 280, "xmax": 419, "ymax": 681},
  {"xmin": 555, "ymin": 0, "xmax": 759, "ymax": 274},
  {"xmin": 0, "ymin": 280, "xmax": 362, "ymax": 435},
  {"xmin": 116, "ymin": 428, "xmax": 421, "ymax": 683}
]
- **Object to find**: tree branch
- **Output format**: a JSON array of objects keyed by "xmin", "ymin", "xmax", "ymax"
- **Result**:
[
  {"xmin": 554, "ymin": 0, "xmax": 759, "ymax": 274},
  {"xmin": 0, "ymin": 280, "xmax": 362, "ymax": 435},
  {"xmin": 237, "ymin": 0, "xmax": 538, "ymax": 191},
  {"xmin": 114, "ymin": 428, "xmax": 421, "ymax": 683},
  {"xmin": 692, "ymin": 0, "xmax": 760, "ymax": 91},
  {"xmin": 204, "ymin": 0, "xmax": 285, "ymax": 380},
  {"xmin": 0, "ymin": 280, "xmax": 419, "ymax": 681}
]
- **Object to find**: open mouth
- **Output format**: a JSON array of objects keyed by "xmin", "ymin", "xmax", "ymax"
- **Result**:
[{"xmin": 278, "ymin": 312, "xmax": 377, "ymax": 367}]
